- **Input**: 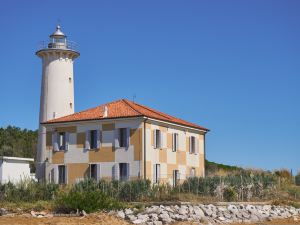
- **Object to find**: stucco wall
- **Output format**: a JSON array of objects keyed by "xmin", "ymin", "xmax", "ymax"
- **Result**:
[
  {"xmin": 0, "ymin": 160, "xmax": 31, "ymax": 184},
  {"xmin": 45, "ymin": 118, "xmax": 144, "ymax": 184},
  {"xmin": 45, "ymin": 118, "xmax": 206, "ymax": 185},
  {"xmin": 145, "ymin": 122, "xmax": 205, "ymax": 185}
]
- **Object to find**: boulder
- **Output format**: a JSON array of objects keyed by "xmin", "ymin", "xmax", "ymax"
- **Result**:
[
  {"xmin": 132, "ymin": 219, "xmax": 144, "ymax": 224},
  {"xmin": 125, "ymin": 208, "xmax": 133, "ymax": 215},
  {"xmin": 194, "ymin": 206, "xmax": 205, "ymax": 218},
  {"xmin": 153, "ymin": 221, "xmax": 163, "ymax": 225},
  {"xmin": 0, "ymin": 208, "xmax": 7, "ymax": 216},
  {"xmin": 128, "ymin": 214, "xmax": 137, "ymax": 221},
  {"xmin": 178, "ymin": 207, "xmax": 188, "ymax": 215},
  {"xmin": 204, "ymin": 208, "xmax": 213, "ymax": 216},
  {"xmin": 116, "ymin": 210, "xmax": 125, "ymax": 219},
  {"xmin": 159, "ymin": 213, "xmax": 172, "ymax": 224},
  {"xmin": 262, "ymin": 205, "xmax": 272, "ymax": 211},
  {"xmin": 228, "ymin": 204, "xmax": 239, "ymax": 215}
]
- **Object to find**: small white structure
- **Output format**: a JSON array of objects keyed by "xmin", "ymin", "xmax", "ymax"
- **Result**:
[{"xmin": 0, "ymin": 156, "xmax": 34, "ymax": 184}]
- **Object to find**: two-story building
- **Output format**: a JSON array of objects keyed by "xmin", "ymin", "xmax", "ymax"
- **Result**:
[{"xmin": 41, "ymin": 99, "xmax": 209, "ymax": 185}]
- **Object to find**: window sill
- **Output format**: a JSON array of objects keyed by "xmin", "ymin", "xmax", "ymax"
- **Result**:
[
  {"xmin": 53, "ymin": 149, "xmax": 67, "ymax": 152},
  {"xmin": 116, "ymin": 146, "xmax": 129, "ymax": 150},
  {"xmin": 86, "ymin": 148, "xmax": 100, "ymax": 151}
]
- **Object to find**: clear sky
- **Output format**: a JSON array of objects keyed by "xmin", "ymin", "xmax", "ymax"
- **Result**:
[{"xmin": 0, "ymin": 0, "xmax": 299, "ymax": 173}]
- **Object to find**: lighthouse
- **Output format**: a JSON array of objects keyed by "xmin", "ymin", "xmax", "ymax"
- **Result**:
[{"xmin": 36, "ymin": 26, "xmax": 80, "ymax": 181}]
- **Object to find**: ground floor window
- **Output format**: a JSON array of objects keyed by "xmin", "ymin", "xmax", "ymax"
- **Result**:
[
  {"xmin": 154, "ymin": 164, "xmax": 160, "ymax": 183},
  {"xmin": 58, "ymin": 165, "xmax": 66, "ymax": 184},
  {"xmin": 119, "ymin": 163, "xmax": 129, "ymax": 181},
  {"xmin": 190, "ymin": 167, "xmax": 196, "ymax": 177},
  {"xmin": 89, "ymin": 164, "xmax": 98, "ymax": 180},
  {"xmin": 173, "ymin": 170, "xmax": 180, "ymax": 187}
]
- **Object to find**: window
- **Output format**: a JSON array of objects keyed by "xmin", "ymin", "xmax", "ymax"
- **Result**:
[
  {"xmin": 90, "ymin": 130, "xmax": 97, "ymax": 149},
  {"xmin": 190, "ymin": 167, "xmax": 196, "ymax": 177},
  {"xmin": 69, "ymin": 77, "xmax": 72, "ymax": 83},
  {"xmin": 190, "ymin": 136, "xmax": 196, "ymax": 154},
  {"xmin": 119, "ymin": 128, "xmax": 127, "ymax": 148},
  {"xmin": 70, "ymin": 102, "xmax": 73, "ymax": 109},
  {"xmin": 58, "ymin": 165, "xmax": 66, "ymax": 184},
  {"xmin": 172, "ymin": 133, "xmax": 178, "ymax": 152},
  {"xmin": 58, "ymin": 132, "xmax": 66, "ymax": 150},
  {"xmin": 154, "ymin": 164, "xmax": 160, "ymax": 183},
  {"xmin": 173, "ymin": 170, "xmax": 180, "ymax": 187},
  {"xmin": 154, "ymin": 129, "xmax": 161, "ymax": 149},
  {"xmin": 119, "ymin": 163, "xmax": 129, "ymax": 181},
  {"xmin": 89, "ymin": 164, "xmax": 97, "ymax": 180}
]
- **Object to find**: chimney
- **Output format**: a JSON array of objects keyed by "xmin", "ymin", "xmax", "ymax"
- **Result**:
[{"xmin": 103, "ymin": 106, "xmax": 108, "ymax": 118}]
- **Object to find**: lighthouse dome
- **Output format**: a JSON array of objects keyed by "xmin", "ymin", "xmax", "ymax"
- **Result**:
[{"xmin": 50, "ymin": 25, "xmax": 66, "ymax": 38}]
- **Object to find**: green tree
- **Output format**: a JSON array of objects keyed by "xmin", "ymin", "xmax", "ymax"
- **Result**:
[{"xmin": 0, "ymin": 126, "xmax": 38, "ymax": 172}]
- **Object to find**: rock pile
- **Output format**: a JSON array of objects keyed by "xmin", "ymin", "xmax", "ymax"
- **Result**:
[{"xmin": 115, "ymin": 204, "xmax": 300, "ymax": 224}]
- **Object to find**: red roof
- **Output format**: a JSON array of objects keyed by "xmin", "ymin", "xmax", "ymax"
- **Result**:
[{"xmin": 43, "ymin": 99, "xmax": 209, "ymax": 131}]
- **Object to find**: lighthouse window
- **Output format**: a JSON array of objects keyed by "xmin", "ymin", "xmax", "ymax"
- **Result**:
[
  {"xmin": 69, "ymin": 77, "xmax": 72, "ymax": 83},
  {"xmin": 70, "ymin": 103, "xmax": 73, "ymax": 109}
]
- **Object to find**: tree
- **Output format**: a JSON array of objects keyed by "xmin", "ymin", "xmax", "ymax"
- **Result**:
[{"xmin": 0, "ymin": 126, "xmax": 38, "ymax": 172}]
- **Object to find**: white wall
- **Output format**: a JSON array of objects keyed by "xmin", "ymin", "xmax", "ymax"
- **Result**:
[{"xmin": 0, "ymin": 160, "xmax": 31, "ymax": 184}]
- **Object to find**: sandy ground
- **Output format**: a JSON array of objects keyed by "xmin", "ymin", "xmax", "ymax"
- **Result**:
[
  {"xmin": 0, "ymin": 214, "xmax": 299, "ymax": 225},
  {"xmin": 0, "ymin": 213, "xmax": 130, "ymax": 225}
]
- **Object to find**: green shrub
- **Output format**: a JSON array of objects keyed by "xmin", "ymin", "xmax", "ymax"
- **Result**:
[
  {"xmin": 55, "ymin": 189, "xmax": 124, "ymax": 213},
  {"xmin": 0, "ymin": 180, "xmax": 58, "ymax": 202},
  {"xmin": 223, "ymin": 187, "xmax": 237, "ymax": 201}
]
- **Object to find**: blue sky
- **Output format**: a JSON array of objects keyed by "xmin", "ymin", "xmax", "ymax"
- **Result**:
[{"xmin": 0, "ymin": 0, "xmax": 299, "ymax": 172}]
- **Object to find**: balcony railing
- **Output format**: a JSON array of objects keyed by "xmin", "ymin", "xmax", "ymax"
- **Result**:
[{"xmin": 37, "ymin": 40, "xmax": 78, "ymax": 52}]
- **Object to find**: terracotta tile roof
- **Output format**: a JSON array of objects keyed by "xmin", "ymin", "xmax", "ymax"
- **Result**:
[{"xmin": 43, "ymin": 99, "xmax": 209, "ymax": 131}]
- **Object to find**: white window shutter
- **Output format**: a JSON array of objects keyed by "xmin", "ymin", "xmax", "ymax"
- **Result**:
[
  {"xmin": 195, "ymin": 138, "xmax": 199, "ymax": 154},
  {"xmin": 54, "ymin": 165, "xmax": 58, "ymax": 184},
  {"xmin": 172, "ymin": 170, "xmax": 175, "ymax": 187},
  {"xmin": 153, "ymin": 164, "xmax": 157, "ymax": 183},
  {"xmin": 176, "ymin": 134, "xmax": 179, "ymax": 151},
  {"xmin": 65, "ymin": 133, "xmax": 69, "ymax": 151},
  {"xmin": 97, "ymin": 164, "xmax": 101, "ymax": 181},
  {"xmin": 96, "ymin": 130, "xmax": 101, "ymax": 149},
  {"xmin": 126, "ymin": 163, "xmax": 130, "ymax": 181},
  {"xmin": 85, "ymin": 131, "xmax": 90, "ymax": 150},
  {"xmin": 126, "ymin": 128, "xmax": 130, "ymax": 148},
  {"xmin": 112, "ymin": 164, "xmax": 119, "ymax": 180},
  {"xmin": 52, "ymin": 132, "xmax": 59, "ymax": 151},
  {"xmin": 189, "ymin": 136, "xmax": 192, "ymax": 154},
  {"xmin": 172, "ymin": 133, "xmax": 175, "ymax": 151},
  {"xmin": 114, "ymin": 129, "xmax": 120, "ymax": 148},
  {"xmin": 153, "ymin": 130, "xmax": 157, "ymax": 148},
  {"xmin": 157, "ymin": 164, "xmax": 160, "ymax": 182}
]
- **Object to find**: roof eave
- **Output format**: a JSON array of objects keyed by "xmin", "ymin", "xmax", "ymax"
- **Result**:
[{"xmin": 42, "ymin": 115, "xmax": 209, "ymax": 132}]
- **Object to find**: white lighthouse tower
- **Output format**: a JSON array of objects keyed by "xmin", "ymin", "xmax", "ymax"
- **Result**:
[{"xmin": 36, "ymin": 26, "xmax": 79, "ymax": 181}]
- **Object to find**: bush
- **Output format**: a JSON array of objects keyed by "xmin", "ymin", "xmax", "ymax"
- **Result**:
[
  {"xmin": 55, "ymin": 189, "xmax": 124, "ymax": 213},
  {"xmin": 275, "ymin": 169, "xmax": 292, "ymax": 184},
  {"xmin": 223, "ymin": 187, "xmax": 237, "ymax": 201},
  {"xmin": 0, "ymin": 180, "xmax": 59, "ymax": 202}
]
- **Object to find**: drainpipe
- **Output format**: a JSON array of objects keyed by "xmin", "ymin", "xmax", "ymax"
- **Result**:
[
  {"xmin": 143, "ymin": 119, "xmax": 147, "ymax": 180},
  {"xmin": 203, "ymin": 132, "xmax": 206, "ymax": 177}
]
